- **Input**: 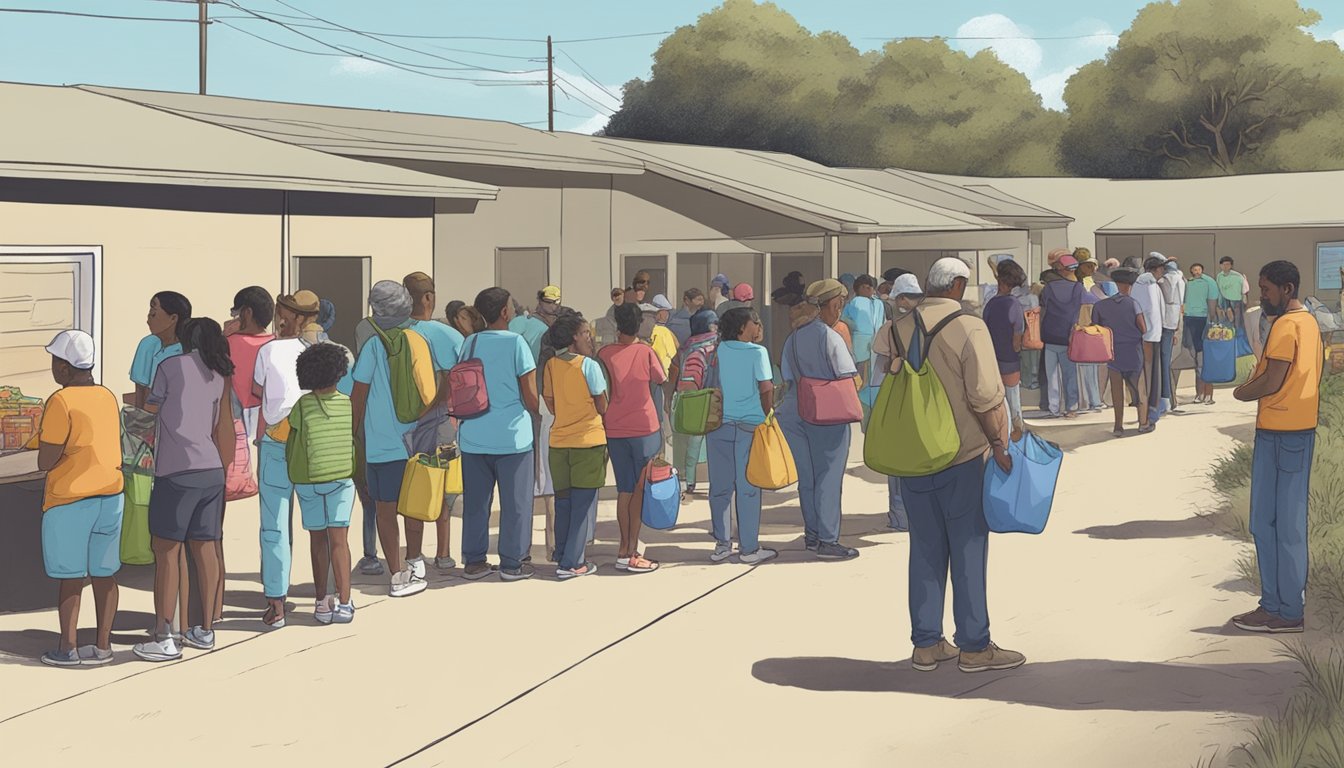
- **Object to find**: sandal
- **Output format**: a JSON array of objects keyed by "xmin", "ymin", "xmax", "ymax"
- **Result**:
[
  {"xmin": 624, "ymin": 553, "xmax": 660, "ymax": 574},
  {"xmin": 262, "ymin": 601, "xmax": 286, "ymax": 630}
]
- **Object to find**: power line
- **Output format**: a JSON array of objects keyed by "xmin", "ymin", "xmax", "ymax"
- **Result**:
[
  {"xmin": 554, "ymin": 31, "xmax": 671, "ymax": 43},
  {"xmin": 556, "ymin": 48, "xmax": 621, "ymax": 103},
  {"xmin": 555, "ymin": 80, "xmax": 615, "ymax": 116},
  {"xmin": 554, "ymin": 73, "xmax": 618, "ymax": 113},
  {"xmin": 216, "ymin": 18, "xmax": 343, "ymax": 58},
  {"xmin": 863, "ymin": 33, "xmax": 1119, "ymax": 41},
  {"xmin": 0, "ymin": 6, "xmax": 198, "ymax": 23}
]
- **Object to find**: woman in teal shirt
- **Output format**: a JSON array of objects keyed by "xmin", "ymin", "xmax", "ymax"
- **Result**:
[
  {"xmin": 705, "ymin": 308, "xmax": 777, "ymax": 566},
  {"xmin": 129, "ymin": 292, "xmax": 191, "ymax": 410}
]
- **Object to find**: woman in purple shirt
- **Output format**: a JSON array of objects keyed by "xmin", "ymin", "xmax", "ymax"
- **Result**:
[
  {"xmin": 983, "ymin": 260, "xmax": 1028, "ymax": 438},
  {"xmin": 1091, "ymin": 269, "xmax": 1152, "ymax": 437}
]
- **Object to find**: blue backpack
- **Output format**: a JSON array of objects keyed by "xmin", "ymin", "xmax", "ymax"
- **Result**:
[
  {"xmin": 640, "ymin": 462, "xmax": 681, "ymax": 530},
  {"xmin": 983, "ymin": 431, "xmax": 1063, "ymax": 534}
]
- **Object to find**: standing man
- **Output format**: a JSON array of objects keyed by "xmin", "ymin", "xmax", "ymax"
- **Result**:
[
  {"xmin": 886, "ymin": 257, "xmax": 1024, "ymax": 674},
  {"xmin": 1038, "ymin": 255, "xmax": 1084, "ymax": 418},
  {"xmin": 668, "ymin": 288, "xmax": 704, "ymax": 347},
  {"xmin": 1217, "ymin": 256, "xmax": 1251, "ymax": 332},
  {"xmin": 1184, "ymin": 263, "xmax": 1220, "ymax": 405},
  {"xmin": 1155, "ymin": 254, "xmax": 1186, "ymax": 412},
  {"xmin": 1232, "ymin": 261, "xmax": 1322, "ymax": 635},
  {"xmin": 843, "ymin": 274, "xmax": 886, "ymax": 388},
  {"xmin": 402, "ymin": 272, "xmax": 465, "ymax": 574},
  {"xmin": 594, "ymin": 287, "xmax": 625, "ymax": 351},
  {"xmin": 1134, "ymin": 257, "xmax": 1167, "ymax": 427}
]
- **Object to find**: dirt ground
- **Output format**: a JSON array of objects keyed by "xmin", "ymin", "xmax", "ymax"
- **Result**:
[{"xmin": 0, "ymin": 394, "xmax": 1291, "ymax": 767}]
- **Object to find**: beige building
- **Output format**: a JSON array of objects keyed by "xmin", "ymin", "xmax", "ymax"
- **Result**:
[{"xmin": 0, "ymin": 83, "xmax": 495, "ymax": 404}]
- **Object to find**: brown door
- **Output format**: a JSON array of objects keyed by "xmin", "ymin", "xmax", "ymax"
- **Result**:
[{"xmin": 292, "ymin": 256, "xmax": 368, "ymax": 351}]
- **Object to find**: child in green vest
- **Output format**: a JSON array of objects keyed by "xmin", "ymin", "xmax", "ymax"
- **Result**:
[{"xmin": 288, "ymin": 343, "xmax": 356, "ymax": 624}]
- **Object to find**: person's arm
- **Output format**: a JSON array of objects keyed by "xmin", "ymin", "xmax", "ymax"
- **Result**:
[
  {"xmin": 214, "ymin": 379, "xmax": 235, "ymax": 467},
  {"xmin": 36, "ymin": 394, "xmax": 68, "ymax": 472},
  {"xmin": 665, "ymin": 359, "xmax": 680, "ymax": 411},
  {"xmin": 962, "ymin": 326, "xmax": 1011, "ymax": 471},
  {"xmin": 1235, "ymin": 326, "xmax": 1295, "ymax": 400},
  {"xmin": 350, "ymin": 381, "xmax": 369, "ymax": 439},
  {"xmin": 519, "ymin": 372, "xmax": 540, "ymax": 415},
  {"xmin": 37, "ymin": 440, "xmax": 64, "ymax": 472},
  {"xmin": 758, "ymin": 380, "xmax": 774, "ymax": 417}
]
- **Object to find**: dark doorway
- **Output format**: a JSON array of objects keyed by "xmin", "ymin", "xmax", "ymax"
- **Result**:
[{"xmin": 292, "ymin": 256, "xmax": 368, "ymax": 351}]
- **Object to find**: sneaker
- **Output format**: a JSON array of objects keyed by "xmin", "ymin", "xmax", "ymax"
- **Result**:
[
  {"xmin": 500, "ymin": 563, "xmax": 536, "ymax": 582},
  {"xmin": 183, "ymin": 626, "xmax": 215, "ymax": 651},
  {"xmin": 958, "ymin": 643, "xmax": 1026, "ymax": 673},
  {"xmin": 739, "ymin": 548, "xmax": 778, "ymax": 565},
  {"xmin": 357, "ymin": 556, "xmax": 384, "ymax": 576},
  {"xmin": 406, "ymin": 557, "xmax": 427, "ymax": 581},
  {"xmin": 614, "ymin": 556, "xmax": 631, "ymax": 571},
  {"xmin": 1232, "ymin": 607, "xmax": 1293, "ymax": 633},
  {"xmin": 816, "ymin": 541, "xmax": 860, "ymax": 561},
  {"xmin": 41, "ymin": 648, "xmax": 80, "ymax": 668},
  {"xmin": 804, "ymin": 538, "xmax": 819, "ymax": 552},
  {"xmin": 389, "ymin": 567, "xmax": 427, "ymax": 598},
  {"xmin": 314, "ymin": 595, "xmax": 337, "ymax": 625},
  {"xmin": 133, "ymin": 635, "xmax": 182, "ymax": 663},
  {"xmin": 77, "ymin": 645, "xmax": 113, "ymax": 666},
  {"xmin": 710, "ymin": 542, "xmax": 734, "ymax": 562},
  {"xmin": 912, "ymin": 640, "xmax": 960, "ymax": 672},
  {"xmin": 556, "ymin": 562, "xmax": 598, "ymax": 580},
  {"xmin": 1265, "ymin": 616, "xmax": 1306, "ymax": 633},
  {"xmin": 333, "ymin": 601, "xmax": 356, "ymax": 624},
  {"xmin": 462, "ymin": 562, "xmax": 498, "ymax": 581},
  {"xmin": 434, "ymin": 556, "xmax": 457, "ymax": 571}
]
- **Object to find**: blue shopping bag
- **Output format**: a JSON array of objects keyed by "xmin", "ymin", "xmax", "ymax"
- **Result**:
[
  {"xmin": 1203, "ymin": 336, "xmax": 1237, "ymax": 384},
  {"xmin": 983, "ymin": 431, "xmax": 1063, "ymax": 534},
  {"xmin": 640, "ymin": 463, "xmax": 681, "ymax": 530}
]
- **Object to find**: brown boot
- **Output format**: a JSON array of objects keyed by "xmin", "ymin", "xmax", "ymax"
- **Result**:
[
  {"xmin": 958, "ymin": 643, "xmax": 1026, "ymax": 673},
  {"xmin": 911, "ymin": 640, "xmax": 960, "ymax": 672}
]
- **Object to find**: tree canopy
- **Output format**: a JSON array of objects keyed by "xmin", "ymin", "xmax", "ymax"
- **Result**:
[{"xmin": 601, "ymin": 0, "xmax": 1344, "ymax": 178}]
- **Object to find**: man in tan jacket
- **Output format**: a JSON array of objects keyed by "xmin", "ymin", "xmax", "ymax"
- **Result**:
[{"xmin": 874, "ymin": 257, "xmax": 1026, "ymax": 675}]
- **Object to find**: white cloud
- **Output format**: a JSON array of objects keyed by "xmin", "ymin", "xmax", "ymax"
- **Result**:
[
  {"xmin": 331, "ymin": 57, "xmax": 393, "ymax": 77},
  {"xmin": 1334, "ymin": 29, "xmax": 1344, "ymax": 47},
  {"xmin": 1034, "ymin": 66, "xmax": 1079, "ymax": 111},
  {"xmin": 568, "ymin": 113, "xmax": 610, "ymax": 135},
  {"xmin": 956, "ymin": 14, "xmax": 1043, "ymax": 77}
]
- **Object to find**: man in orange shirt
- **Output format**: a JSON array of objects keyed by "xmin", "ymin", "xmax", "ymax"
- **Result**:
[
  {"xmin": 1232, "ymin": 261, "xmax": 1323, "ymax": 634},
  {"xmin": 37, "ymin": 330, "xmax": 125, "ymax": 667}
]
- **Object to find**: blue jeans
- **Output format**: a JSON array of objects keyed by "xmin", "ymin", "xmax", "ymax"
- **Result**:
[
  {"xmin": 554, "ymin": 487, "xmax": 598, "ymax": 571},
  {"xmin": 1044, "ymin": 343, "xmax": 1078, "ymax": 415},
  {"xmin": 1078, "ymin": 364, "xmax": 1103, "ymax": 409},
  {"xmin": 1160, "ymin": 327, "xmax": 1176, "ymax": 400},
  {"xmin": 888, "ymin": 476, "xmax": 908, "ymax": 531},
  {"xmin": 1004, "ymin": 383, "xmax": 1022, "ymax": 429},
  {"xmin": 903, "ymin": 456, "xmax": 991, "ymax": 652},
  {"xmin": 358, "ymin": 486, "xmax": 377, "ymax": 559},
  {"xmin": 780, "ymin": 416, "xmax": 851, "ymax": 544},
  {"xmin": 707, "ymin": 424, "xmax": 761, "ymax": 553},
  {"xmin": 1146, "ymin": 341, "xmax": 1166, "ymax": 424},
  {"xmin": 257, "ymin": 436, "xmax": 293, "ymax": 600},
  {"xmin": 1250, "ymin": 430, "xmax": 1315, "ymax": 622},
  {"xmin": 462, "ymin": 451, "xmax": 535, "ymax": 571}
]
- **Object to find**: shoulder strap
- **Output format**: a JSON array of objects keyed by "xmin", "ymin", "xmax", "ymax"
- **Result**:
[
  {"xmin": 368, "ymin": 317, "xmax": 391, "ymax": 345},
  {"xmin": 464, "ymin": 334, "xmax": 479, "ymax": 362},
  {"xmin": 926, "ymin": 310, "xmax": 970, "ymax": 341}
]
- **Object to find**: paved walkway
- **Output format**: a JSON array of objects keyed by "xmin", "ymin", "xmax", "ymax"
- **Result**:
[{"xmin": 0, "ymin": 396, "xmax": 1293, "ymax": 767}]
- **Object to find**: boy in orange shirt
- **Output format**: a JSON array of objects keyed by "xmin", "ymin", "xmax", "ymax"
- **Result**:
[
  {"xmin": 1231, "ymin": 261, "xmax": 1323, "ymax": 634},
  {"xmin": 37, "ymin": 331, "xmax": 125, "ymax": 667}
]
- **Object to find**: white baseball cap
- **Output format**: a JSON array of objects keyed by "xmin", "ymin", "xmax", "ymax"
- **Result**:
[
  {"xmin": 45, "ymin": 330, "xmax": 96, "ymax": 370},
  {"xmin": 892, "ymin": 273, "xmax": 923, "ymax": 297}
]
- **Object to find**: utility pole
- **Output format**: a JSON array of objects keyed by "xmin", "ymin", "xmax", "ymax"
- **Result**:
[
  {"xmin": 546, "ymin": 34, "xmax": 554, "ymax": 132},
  {"xmin": 198, "ymin": 0, "xmax": 208, "ymax": 95}
]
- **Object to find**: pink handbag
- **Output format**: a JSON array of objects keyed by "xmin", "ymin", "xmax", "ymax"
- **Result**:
[
  {"xmin": 789, "ymin": 336, "xmax": 862, "ymax": 426},
  {"xmin": 1067, "ymin": 324, "xmax": 1114, "ymax": 364},
  {"xmin": 224, "ymin": 417, "xmax": 258, "ymax": 501}
]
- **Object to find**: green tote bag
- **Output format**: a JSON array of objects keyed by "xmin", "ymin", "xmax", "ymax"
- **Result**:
[{"xmin": 863, "ymin": 312, "xmax": 963, "ymax": 477}]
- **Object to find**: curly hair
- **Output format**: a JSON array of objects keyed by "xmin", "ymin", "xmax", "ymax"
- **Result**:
[{"xmin": 296, "ymin": 342, "xmax": 350, "ymax": 391}]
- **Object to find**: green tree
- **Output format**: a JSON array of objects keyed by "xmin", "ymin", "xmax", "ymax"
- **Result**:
[
  {"xmin": 828, "ymin": 39, "xmax": 1063, "ymax": 175},
  {"xmin": 1060, "ymin": 0, "xmax": 1344, "ymax": 177},
  {"xmin": 605, "ymin": 1, "xmax": 1062, "ymax": 175}
]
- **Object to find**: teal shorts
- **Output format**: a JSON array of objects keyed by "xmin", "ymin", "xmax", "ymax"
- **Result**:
[
  {"xmin": 296, "ymin": 479, "xmax": 356, "ymax": 531},
  {"xmin": 42, "ymin": 494, "xmax": 123, "ymax": 580}
]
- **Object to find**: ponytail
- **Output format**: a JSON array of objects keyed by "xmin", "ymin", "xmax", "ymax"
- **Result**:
[{"xmin": 181, "ymin": 317, "xmax": 235, "ymax": 378}]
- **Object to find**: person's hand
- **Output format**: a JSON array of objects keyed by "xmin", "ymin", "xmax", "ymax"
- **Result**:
[
  {"xmin": 993, "ymin": 445, "xmax": 1013, "ymax": 474},
  {"xmin": 222, "ymin": 318, "xmax": 241, "ymax": 336}
]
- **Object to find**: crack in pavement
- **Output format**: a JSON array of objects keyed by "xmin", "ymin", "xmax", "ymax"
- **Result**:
[
  {"xmin": 384, "ymin": 567, "xmax": 760, "ymax": 767},
  {"xmin": 234, "ymin": 634, "xmax": 356, "ymax": 677}
]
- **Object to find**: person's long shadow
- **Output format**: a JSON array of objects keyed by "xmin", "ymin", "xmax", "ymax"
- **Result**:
[
  {"xmin": 1074, "ymin": 517, "xmax": 1220, "ymax": 540},
  {"xmin": 751, "ymin": 656, "xmax": 1297, "ymax": 715},
  {"xmin": 0, "ymin": 610, "xmax": 157, "ymax": 664}
]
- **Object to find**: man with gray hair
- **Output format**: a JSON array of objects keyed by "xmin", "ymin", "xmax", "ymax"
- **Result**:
[
  {"xmin": 876, "ymin": 256, "xmax": 1025, "ymax": 674},
  {"xmin": 351, "ymin": 280, "xmax": 429, "ymax": 598}
]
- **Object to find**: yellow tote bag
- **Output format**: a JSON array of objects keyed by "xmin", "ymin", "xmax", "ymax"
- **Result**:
[
  {"xmin": 746, "ymin": 411, "xmax": 798, "ymax": 491},
  {"xmin": 444, "ymin": 455, "xmax": 463, "ymax": 495},
  {"xmin": 397, "ymin": 453, "xmax": 447, "ymax": 521}
]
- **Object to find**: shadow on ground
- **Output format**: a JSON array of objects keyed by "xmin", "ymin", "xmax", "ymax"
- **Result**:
[
  {"xmin": 0, "ymin": 610, "xmax": 157, "ymax": 662},
  {"xmin": 752, "ymin": 656, "xmax": 1297, "ymax": 715},
  {"xmin": 1075, "ymin": 517, "xmax": 1218, "ymax": 540}
]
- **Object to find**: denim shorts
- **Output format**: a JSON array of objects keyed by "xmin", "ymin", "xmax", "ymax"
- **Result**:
[
  {"xmin": 296, "ymin": 479, "xmax": 356, "ymax": 531},
  {"xmin": 42, "ymin": 494, "xmax": 123, "ymax": 579},
  {"xmin": 607, "ymin": 432, "xmax": 662, "ymax": 493},
  {"xmin": 366, "ymin": 460, "xmax": 407, "ymax": 503}
]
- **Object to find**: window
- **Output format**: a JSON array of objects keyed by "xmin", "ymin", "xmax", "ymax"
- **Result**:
[
  {"xmin": 1317, "ymin": 242, "xmax": 1344, "ymax": 292},
  {"xmin": 0, "ymin": 247, "xmax": 100, "ymax": 400}
]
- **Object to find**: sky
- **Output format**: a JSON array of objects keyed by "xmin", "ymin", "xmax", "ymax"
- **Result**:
[{"xmin": 3, "ymin": 0, "xmax": 1344, "ymax": 133}]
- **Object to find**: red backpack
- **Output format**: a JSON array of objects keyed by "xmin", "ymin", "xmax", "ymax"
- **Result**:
[
  {"xmin": 446, "ymin": 335, "xmax": 489, "ymax": 419},
  {"xmin": 677, "ymin": 342, "xmax": 717, "ymax": 392}
]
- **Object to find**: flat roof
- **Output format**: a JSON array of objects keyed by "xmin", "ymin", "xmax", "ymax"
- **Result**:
[
  {"xmin": 832, "ymin": 168, "xmax": 1071, "ymax": 222},
  {"xmin": 597, "ymin": 139, "xmax": 1011, "ymax": 234},
  {"xmin": 81, "ymin": 85, "xmax": 644, "ymax": 176},
  {"xmin": 0, "ymin": 83, "xmax": 496, "ymax": 199}
]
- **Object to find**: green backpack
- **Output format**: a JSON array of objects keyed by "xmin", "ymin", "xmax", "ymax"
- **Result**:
[
  {"xmin": 369, "ymin": 319, "xmax": 437, "ymax": 424},
  {"xmin": 864, "ymin": 310, "xmax": 966, "ymax": 477},
  {"xmin": 287, "ymin": 393, "xmax": 355, "ymax": 484},
  {"xmin": 671, "ymin": 347, "xmax": 723, "ymax": 436}
]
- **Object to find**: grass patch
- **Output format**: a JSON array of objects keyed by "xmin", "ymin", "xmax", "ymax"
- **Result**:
[{"xmin": 1210, "ymin": 374, "xmax": 1344, "ymax": 768}]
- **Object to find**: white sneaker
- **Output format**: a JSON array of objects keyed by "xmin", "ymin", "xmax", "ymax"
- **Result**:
[
  {"xmin": 407, "ymin": 557, "xmax": 427, "ymax": 581},
  {"xmin": 183, "ymin": 626, "xmax": 215, "ymax": 651},
  {"xmin": 315, "ymin": 595, "xmax": 337, "ymax": 625},
  {"xmin": 389, "ymin": 567, "xmax": 427, "ymax": 598},
  {"xmin": 710, "ymin": 543, "xmax": 733, "ymax": 562},
  {"xmin": 739, "ymin": 547, "xmax": 778, "ymax": 565},
  {"xmin": 333, "ymin": 601, "xmax": 355, "ymax": 624},
  {"xmin": 77, "ymin": 645, "xmax": 113, "ymax": 666},
  {"xmin": 133, "ymin": 635, "xmax": 182, "ymax": 662}
]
